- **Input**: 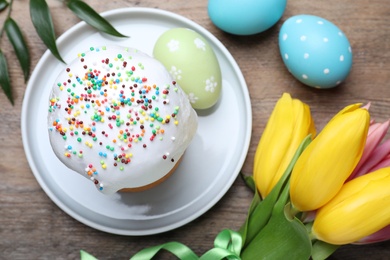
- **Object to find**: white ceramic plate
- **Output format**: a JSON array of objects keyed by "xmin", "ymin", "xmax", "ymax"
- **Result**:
[{"xmin": 21, "ymin": 7, "xmax": 252, "ymax": 235}]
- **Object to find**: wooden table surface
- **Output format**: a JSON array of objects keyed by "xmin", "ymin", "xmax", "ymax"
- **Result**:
[{"xmin": 1, "ymin": 0, "xmax": 390, "ymax": 259}]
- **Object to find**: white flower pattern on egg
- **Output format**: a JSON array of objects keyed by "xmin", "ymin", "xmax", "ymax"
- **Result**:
[
  {"xmin": 167, "ymin": 39, "xmax": 180, "ymax": 52},
  {"xmin": 194, "ymin": 38, "xmax": 206, "ymax": 51},
  {"xmin": 169, "ymin": 65, "xmax": 182, "ymax": 80},
  {"xmin": 205, "ymin": 76, "xmax": 218, "ymax": 93},
  {"xmin": 187, "ymin": 93, "xmax": 199, "ymax": 104}
]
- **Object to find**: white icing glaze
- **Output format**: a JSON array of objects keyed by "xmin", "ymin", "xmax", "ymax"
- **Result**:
[{"xmin": 48, "ymin": 46, "xmax": 198, "ymax": 194}]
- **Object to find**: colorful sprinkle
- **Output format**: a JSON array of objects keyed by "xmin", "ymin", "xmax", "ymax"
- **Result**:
[{"xmin": 48, "ymin": 46, "xmax": 186, "ymax": 192}]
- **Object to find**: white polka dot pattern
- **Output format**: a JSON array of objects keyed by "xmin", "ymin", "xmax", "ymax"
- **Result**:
[{"xmin": 278, "ymin": 14, "xmax": 353, "ymax": 89}]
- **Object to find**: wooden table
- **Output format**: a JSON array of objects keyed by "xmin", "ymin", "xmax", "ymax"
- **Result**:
[{"xmin": 1, "ymin": 0, "xmax": 390, "ymax": 259}]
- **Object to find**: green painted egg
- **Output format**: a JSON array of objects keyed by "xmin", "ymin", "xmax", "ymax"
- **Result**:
[{"xmin": 153, "ymin": 28, "xmax": 222, "ymax": 110}]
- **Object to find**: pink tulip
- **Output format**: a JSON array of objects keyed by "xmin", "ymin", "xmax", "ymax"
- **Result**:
[
  {"xmin": 348, "ymin": 120, "xmax": 390, "ymax": 180},
  {"xmin": 354, "ymin": 224, "xmax": 390, "ymax": 245},
  {"xmin": 347, "ymin": 119, "xmax": 390, "ymax": 244}
]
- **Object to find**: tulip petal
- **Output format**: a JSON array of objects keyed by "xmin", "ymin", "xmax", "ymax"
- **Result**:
[
  {"xmin": 353, "ymin": 224, "xmax": 390, "ymax": 245},
  {"xmin": 353, "ymin": 138, "xmax": 390, "ymax": 177},
  {"xmin": 369, "ymin": 153, "xmax": 390, "ymax": 172},
  {"xmin": 254, "ymin": 93, "xmax": 295, "ymax": 196},
  {"xmin": 312, "ymin": 167, "xmax": 390, "ymax": 245},
  {"xmin": 267, "ymin": 100, "xmax": 316, "ymax": 195},
  {"xmin": 254, "ymin": 93, "xmax": 315, "ymax": 198},
  {"xmin": 349, "ymin": 121, "xmax": 390, "ymax": 179},
  {"xmin": 329, "ymin": 103, "xmax": 363, "ymax": 123},
  {"xmin": 290, "ymin": 107, "xmax": 370, "ymax": 211}
]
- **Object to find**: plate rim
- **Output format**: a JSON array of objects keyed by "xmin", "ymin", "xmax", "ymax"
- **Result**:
[{"xmin": 21, "ymin": 7, "xmax": 252, "ymax": 235}]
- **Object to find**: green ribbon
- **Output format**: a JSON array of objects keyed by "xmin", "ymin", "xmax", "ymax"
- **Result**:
[
  {"xmin": 202, "ymin": 229, "xmax": 242, "ymax": 259},
  {"xmin": 129, "ymin": 229, "xmax": 242, "ymax": 260},
  {"xmin": 130, "ymin": 241, "xmax": 198, "ymax": 260}
]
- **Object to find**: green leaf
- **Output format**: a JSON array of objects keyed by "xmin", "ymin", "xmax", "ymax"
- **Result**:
[
  {"xmin": 66, "ymin": 0, "xmax": 127, "ymax": 38},
  {"xmin": 80, "ymin": 250, "xmax": 98, "ymax": 260},
  {"xmin": 240, "ymin": 172, "xmax": 257, "ymax": 192},
  {"xmin": 0, "ymin": 0, "xmax": 8, "ymax": 11},
  {"xmin": 0, "ymin": 50, "xmax": 14, "ymax": 105},
  {"xmin": 240, "ymin": 180, "xmax": 312, "ymax": 260},
  {"xmin": 238, "ymin": 177, "xmax": 261, "ymax": 246},
  {"xmin": 5, "ymin": 18, "xmax": 30, "ymax": 82},
  {"xmin": 30, "ymin": 0, "xmax": 64, "ymax": 63},
  {"xmin": 239, "ymin": 135, "xmax": 312, "ymax": 249},
  {"xmin": 311, "ymin": 240, "xmax": 340, "ymax": 260}
]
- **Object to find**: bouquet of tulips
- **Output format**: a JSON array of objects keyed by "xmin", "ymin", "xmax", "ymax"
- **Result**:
[
  {"xmin": 81, "ymin": 93, "xmax": 390, "ymax": 260},
  {"xmin": 240, "ymin": 93, "xmax": 390, "ymax": 259}
]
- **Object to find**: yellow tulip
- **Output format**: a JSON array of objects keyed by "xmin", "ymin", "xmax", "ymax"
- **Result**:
[
  {"xmin": 290, "ymin": 104, "xmax": 370, "ymax": 211},
  {"xmin": 253, "ymin": 93, "xmax": 315, "ymax": 198},
  {"xmin": 312, "ymin": 167, "xmax": 390, "ymax": 245}
]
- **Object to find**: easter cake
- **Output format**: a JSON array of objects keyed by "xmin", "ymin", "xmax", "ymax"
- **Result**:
[{"xmin": 47, "ymin": 45, "xmax": 198, "ymax": 194}]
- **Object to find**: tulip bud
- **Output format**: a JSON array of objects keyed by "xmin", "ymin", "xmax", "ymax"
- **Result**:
[
  {"xmin": 253, "ymin": 93, "xmax": 315, "ymax": 198},
  {"xmin": 290, "ymin": 104, "xmax": 370, "ymax": 211},
  {"xmin": 312, "ymin": 167, "xmax": 390, "ymax": 245}
]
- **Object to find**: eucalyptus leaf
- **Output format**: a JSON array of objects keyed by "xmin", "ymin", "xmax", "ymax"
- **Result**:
[
  {"xmin": 0, "ymin": 50, "xmax": 13, "ymax": 105},
  {"xmin": 311, "ymin": 240, "xmax": 340, "ymax": 260},
  {"xmin": 66, "ymin": 0, "xmax": 127, "ymax": 38},
  {"xmin": 0, "ymin": 0, "xmax": 8, "ymax": 12},
  {"xmin": 5, "ymin": 18, "xmax": 30, "ymax": 82},
  {"xmin": 30, "ymin": 0, "xmax": 64, "ymax": 63}
]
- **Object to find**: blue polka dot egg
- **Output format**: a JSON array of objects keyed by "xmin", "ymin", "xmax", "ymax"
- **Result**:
[{"xmin": 279, "ymin": 15, "xmax": 353, "ymax": 89}]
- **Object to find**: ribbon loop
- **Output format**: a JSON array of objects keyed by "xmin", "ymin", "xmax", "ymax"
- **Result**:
[
  {"xmin": 197, "ymin": 229, "xmax": 242, "ymax": 260},
  {"xmin": 214, "ymin": 229, "xmax": 243, "ymax": 256},
  {"xmin": 129, "ymin": 229, "xmax": 243, "ymax": 260},
  {"xmin": 130, "ymin": 241, "xmax": 198, "ymax": 260}
]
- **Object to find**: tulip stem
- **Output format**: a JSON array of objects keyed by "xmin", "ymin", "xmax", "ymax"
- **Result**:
[
  {"xmin": 284, "ymin": 202, "xmax": 301, "ymax": 220},
  {"xmin": 304, "ymin": 222, "xmax": 317, "ymax": 242},
  {"xmin": 289, "ymin": 203, "xmax": 301, "ymax": 218},
  {"xmin": 309, "ymin": 232, "xmax": 316, "ymax": 241}
]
